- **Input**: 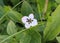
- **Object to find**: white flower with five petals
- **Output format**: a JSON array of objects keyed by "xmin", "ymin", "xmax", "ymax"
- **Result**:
[{"xmin": 22, "ymin": 14, "xmax": 38, "ymax": 29}]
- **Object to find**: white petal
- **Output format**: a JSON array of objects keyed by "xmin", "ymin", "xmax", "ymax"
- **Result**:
[
  {"xmin": 29, "ymin": 13, "xmax": 34, "ymax": 19},
  {"xmin": 25, "ymin": 23, "xmax": 31, "ymax": 29},
  {"xmin": 31, "ymin": 19, "xmax": 38, "ymax": 26},
  {"xmin": 22, "ymin": 16, "xmax": 28, "ymax": 23}
]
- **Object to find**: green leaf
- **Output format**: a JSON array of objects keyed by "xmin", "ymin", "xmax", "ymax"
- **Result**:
[
  {"xmin": 0, "ymin": 20, "xmax": 8, "ymax": 35},
  {"xmin": 15, "ymin": 29, "xmax": 41, "ymax": 43},
  {"xmin": 29, "ymin": 29, "xmax": 41, "ymax": 43},
  {"xmin": 56, "ymin": 37, "xmax": 60, "ymax": 43},
  {"xmin": 11, "ymin": 0, "xmax": 20, "ymax": 5},
  {"xmin": 15, "ymin": 29, "xmax": 32, "ymax": 43},
  {"xmin": 0, "ymin": 6, "xmax": 23, "ymax": 24},
  {"xmin": 0, "ymin": 35, "xmax": 17, "ymax": 43},
  {"xmin": 30, "ymin": 22, "xmax": 46, "ymax": 32},
  {"xmin": 19, "ymin": 31, "xmax": 31, "ymax": 43},
  {"xmin": 36, "ymin": 0, "xmax": 45, "ymax": 13},
  {"xmin": 26, "ymin": 0, "xmax": 36, "ymax": 2},
  {"xmin": 21, "ymin": 1, "xmax": 33, "ymax": 16},
  {"xmin": 55, "ymin": 0, "xmax": 60, "ymax": 4},
  {"xmin": 0, "ymin": 35, "xmax": 9, "ymax": 43},
  {"xmin": 0, "ymin": 29, "xmax": 26, "ymax": 43},
  {"xmin": 0, "ymin": 6, "xmax": 6, "ymax": 24},
  {"xmin": 0, "ymin": 28, "xmax": 41, "ymax": 43},
  {"xmin": 0, "ymin": 0, "xmax": 4, "ymax": 6},
  {"xmin": 7, "ymin": 20, "xmax": 17, "ymax": 35},
  {"xmin": 44, "ymin": 5, "xmax": 60, "ymax": 41},
  {"xmin": 0, "ymin": 35, "xmax": 8, "ymax": 41},
  {"xmin": 4, "ymin": 6, "xmax": 23, "ymax": 23},
  {"xmin": 7, "ymin": 10, "xmax": 22, "ymax": 23},
  {"xmin": 36, "ymin": 0, "xmax": 57, "ymax": 19}
]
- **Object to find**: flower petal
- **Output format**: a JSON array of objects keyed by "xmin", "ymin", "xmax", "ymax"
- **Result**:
[
  {"xmin": 29, "ymin": 13, "xmax": 34, "ymax": 19},
  {"xmin": 25, "ymin": 23, "xmax": 31, "ymax": 29},
  {"xmin": 22, "ymin": 16, "xmax": 28, "ymax": 23},
  {"xmin": 31, "ymin": 19, "xmax": 38, "ymax": 26}
]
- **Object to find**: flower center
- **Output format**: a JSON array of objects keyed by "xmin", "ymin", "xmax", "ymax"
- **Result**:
[{"xmin": 26, "ymin": 18, "xmax": 33, "ymax": 24}]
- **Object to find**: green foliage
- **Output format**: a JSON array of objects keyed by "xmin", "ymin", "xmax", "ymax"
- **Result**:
[
  {"xmin": 28, "ymin": 29, "xmax": 41, "ymax": 43},
  {"xmin": 36, "ymin": 0, "xmax": 45, "ymax": 13},
  {"xmin": 56, "ymin": 37, "xmax": 60, "ymax": 43},
  {"xmin": 0, "ymin": 0, "xmax": 60, "ymax": 43},
  {"xmin": 11, "ymin": 0, "xmax": 20, "ymax": 5},
  {"xmin": 4, "ymin": 6, "xmax": 23, "ymax": 23},
  {"xmin": 0, "ymin": 0, "xmax": 4, "ymax": 6},
  {"xmin": 0, "ymin": 35, "xmax": 8, "ymax": 41},
  {"xmin": 0, "ymin": 35, "xmax": 9, "ymax": 43},
  {"xmin": 21, "ymin": 1, "xmax": 33, "ymax": 16},
  {"xmin": 44, "ymin": 5, "xmax": 60, "ymax": 41},
  {"xmin": 7, "ymin": 21, "xmax": 17, "ymax": 35},
  {"xmin": 55, "ymin": 0, "xmax": 60, "ymax": 4},
  {"xmin": 0, "ymin": 6, "xmax": 23, "ymax": 23},
  {"xmin": 18, "ymin": 29, "xmax": 41, "ymax": 43}
]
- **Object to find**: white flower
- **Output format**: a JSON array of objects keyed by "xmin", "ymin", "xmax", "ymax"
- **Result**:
[{"xmin": 22, "ymin": 13, "xmax": 38, "ymax": 29}]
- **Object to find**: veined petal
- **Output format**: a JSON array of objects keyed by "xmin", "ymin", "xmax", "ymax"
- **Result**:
[
  {"xmin": 29, "ymin": 13, "xmax": 34, "ymax": 19},
  {"xmin": 25, "ymin": 23, "xmax": 31, "ymax": 29},
  {"xmin": 31, "ymin": 19, "xmax": 38, "ymax": 26},
  {"xmin": 22, "ymin": 16, "xmax": 28, "ymax": 23}
]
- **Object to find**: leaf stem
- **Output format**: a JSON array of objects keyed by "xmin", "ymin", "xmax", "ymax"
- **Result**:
[
  {"xmin": 0, "ymin": 29, "xmax": 28, "ymax": 43},
  {"xmin": 0, "ymin": 0, "xmax": 24, "ymax": 24},
  {"xmin": 12, "ymin": 0, "xmax": 24, "ymax": 9},
  {"xmin": 36, "ymin": 0, "xmax": 41, "ymax": 20},
  {"xmin": 43, "ymin": 0, "xmax": 49, "ymax": 18}
]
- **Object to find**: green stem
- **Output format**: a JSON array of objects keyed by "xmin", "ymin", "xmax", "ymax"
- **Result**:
[
  {"xmin": 0, "ymin": 29, "xmax": 28, "ymax": 43},
  {"xmin": 12, "ymin": 0, "xmax": 24, "ymax": 9},
  {"xmin": 0, "ymin": 11, "xmax": 9, "ymax": 24},
  {"xmin": 43, "ymin": 0, "xmax": 49, "ymax": 18},
  {"xmin": 0, "ymin": 0, "xmax": 24, "ymax": 24},
  {"xmin": 36, "ymin": 0, "xmax": 41, "ymax": 20}
]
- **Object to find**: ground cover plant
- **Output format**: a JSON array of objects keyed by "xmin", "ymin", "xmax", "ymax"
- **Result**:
[{"xmin": 0, "ymin": 0, "xmax": 60, "ymax": 43}]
